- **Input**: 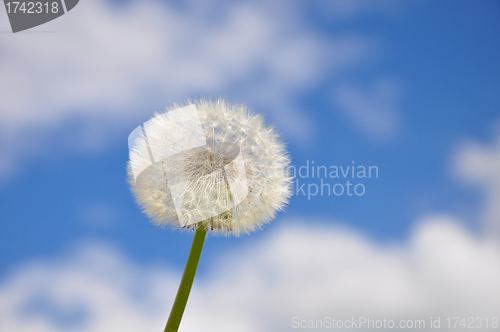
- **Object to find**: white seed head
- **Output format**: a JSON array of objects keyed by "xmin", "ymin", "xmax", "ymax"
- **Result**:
[{"xmin": 128, "ymin": 99, "xmax": 292, "ymax": 235}]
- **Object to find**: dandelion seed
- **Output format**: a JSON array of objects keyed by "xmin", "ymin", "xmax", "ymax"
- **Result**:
[{"xmin": 128, "ymin": 98, "xmax": 293, "ymax": 235}]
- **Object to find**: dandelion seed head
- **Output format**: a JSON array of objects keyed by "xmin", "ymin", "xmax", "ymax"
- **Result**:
[{"xmin": 128, "ymin": 99, "xmax": 292, "ymax": 235}]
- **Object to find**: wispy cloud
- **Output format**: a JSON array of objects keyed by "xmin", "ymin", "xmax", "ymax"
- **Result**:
[
  {"xmin": 333, "ymin": 77, "xmax": 404, "ymax": 142},
  {"xmin": 454, "ymin": 124, "xmax": 500, "ymax": 238}
]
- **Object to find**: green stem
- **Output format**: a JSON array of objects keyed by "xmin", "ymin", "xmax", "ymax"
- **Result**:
[{"xmin": 164, "ymin": 226, "xmax": 207, "ymax": 332}]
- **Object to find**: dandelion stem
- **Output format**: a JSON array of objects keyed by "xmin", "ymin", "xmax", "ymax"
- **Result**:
[{"xmin": 164, "ymin": 225, "xmax": 207, "ymax": 332}]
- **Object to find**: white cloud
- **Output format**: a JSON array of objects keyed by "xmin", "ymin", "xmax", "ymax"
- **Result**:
[
  {"xmin": 333, "ymin": 77, "xmax": 403, "ymax": 141},
  {"xmin": 1, "ymin": 218, "xmax": 499, "ymax": 332},
  {"xmin": 454, "ymin": 126, "xmax": 500, "ymax": 238},
  {"xmin": 0, "ymin": 242, "xmax": 177, "ymax": 332},
  {"xmin": 0, "ymin": 0, "xmax": 379, "ymax": 178}
]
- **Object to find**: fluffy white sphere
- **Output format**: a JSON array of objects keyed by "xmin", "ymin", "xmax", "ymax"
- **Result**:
[{"xmin": 128, "ymin": 99, "xmax": 292, "ymax": 235}]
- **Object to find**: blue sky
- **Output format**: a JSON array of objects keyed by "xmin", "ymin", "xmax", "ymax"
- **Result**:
[{"xmin": 1, "ymin": 1, "xmax": 500, "ymax": 331}]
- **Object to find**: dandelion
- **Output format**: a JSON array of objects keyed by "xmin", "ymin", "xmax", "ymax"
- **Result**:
[{"xmin": 127, "ymin": 99, "xmax": 292, "ymax": 331}]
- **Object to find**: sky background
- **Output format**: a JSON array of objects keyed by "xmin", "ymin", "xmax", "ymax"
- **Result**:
[{"xmin": 1, "ymin": 0, "xmax": 500, "ymax": 331}]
